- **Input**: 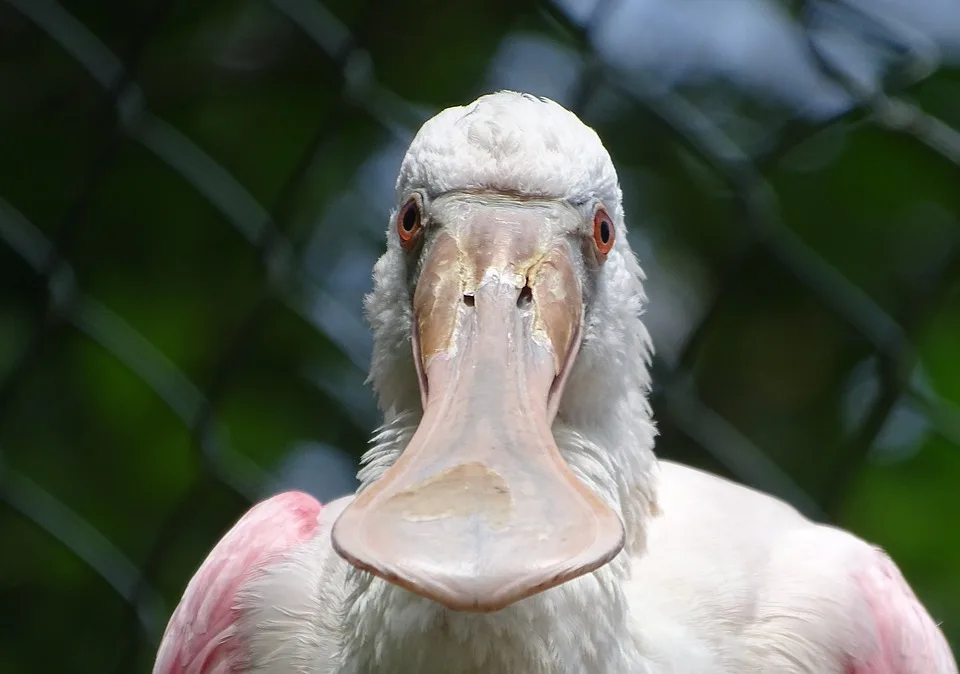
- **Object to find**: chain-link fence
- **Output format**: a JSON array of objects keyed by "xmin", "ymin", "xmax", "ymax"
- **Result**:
[{"xmin": 1, "ymin": 0, "xmax": 959, "ymax": 671}]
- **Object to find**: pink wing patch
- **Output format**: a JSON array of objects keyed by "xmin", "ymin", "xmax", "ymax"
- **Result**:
[
  {"xmin": 153, "ymin": 491, "xmax": 323, "ymax": 674},
  {"xmin": 849, "ymin": 548, "xmax": 957, "ymax": 674}
]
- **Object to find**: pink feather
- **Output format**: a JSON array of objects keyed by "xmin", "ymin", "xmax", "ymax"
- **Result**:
[
  {"xmin": 153, "ymin": 491, "xmax": 323, "ymax": 674},
  {"xmin": 849, "ymin": 548, "xmax": 955, "ymax": 674}
]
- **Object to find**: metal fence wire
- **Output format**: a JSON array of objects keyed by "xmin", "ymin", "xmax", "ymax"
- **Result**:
[{"xmin": 1, "ymin": 0, "xmax": 959, "ymax": 671}]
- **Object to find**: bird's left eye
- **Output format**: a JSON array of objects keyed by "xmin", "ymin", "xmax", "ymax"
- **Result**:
[
  {"xmin": 397, "ymin": 195, "xmax": 423, "ymax": 250},
  {"xmin": 592, "ymin": 207, "xmax": 615, "ymax": 260}
]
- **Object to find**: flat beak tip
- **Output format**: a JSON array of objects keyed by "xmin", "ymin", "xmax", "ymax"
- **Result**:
[
  {"xmin": 329, "ymin": 533, "xmax": 506, "ymax": 612},
  {"xmin": 410, "ymin": 534, "xmax": 626, "ymax": 612},
  {"xmin": 332, "ymin": 502, "xmax": 626, "ymax": 612}
]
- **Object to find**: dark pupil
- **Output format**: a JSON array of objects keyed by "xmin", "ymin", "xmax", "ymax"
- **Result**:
[
  {"xmin": 401, "ymin": 204, "xmax": 418, "ymax": 232},
  {"xmin": 599, "ymin": 219, "xmax": 611, "ymax": 244}
]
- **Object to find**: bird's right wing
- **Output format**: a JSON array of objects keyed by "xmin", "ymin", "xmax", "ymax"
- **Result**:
[{"xmin": 153, "ymin": 491, "xmax": 324, "ymax": 674}]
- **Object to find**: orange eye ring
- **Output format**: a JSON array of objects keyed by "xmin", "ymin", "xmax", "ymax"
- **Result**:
[
  {"xmin": 397, "ymin": 195, "xmax": 423, "ymax": 249},
  {"xmin": 593, "ymin": 207, "xmax": 615, "ymax": 259}
]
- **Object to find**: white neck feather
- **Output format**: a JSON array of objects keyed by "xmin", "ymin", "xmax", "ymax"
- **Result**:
[{"xmin": 336, "ymin": 411, "xmax": 657, "ymax": 674}]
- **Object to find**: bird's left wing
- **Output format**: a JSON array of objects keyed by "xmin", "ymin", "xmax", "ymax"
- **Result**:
[
  {"xmin": 153, "ymin": 491, "xmax": 324, "ymax": 674},
  {"xmin": 849, "ymin": 546, "xmax": 957, "ymax": 674}
]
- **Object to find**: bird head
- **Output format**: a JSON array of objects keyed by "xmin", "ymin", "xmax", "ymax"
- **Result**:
[{"xmin": 333, "ymin": 91, "xmax": 656, "ymax": 613}]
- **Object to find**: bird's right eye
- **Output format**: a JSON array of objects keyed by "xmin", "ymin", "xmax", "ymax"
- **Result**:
[{"xmin": 397, "ymin": 196, "xmax": 423, "ymax": 249}]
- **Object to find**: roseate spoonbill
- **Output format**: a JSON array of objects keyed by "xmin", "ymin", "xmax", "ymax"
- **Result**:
[{"xmin": 153, "ymin": 91, "xmax": 957, "ymax": 674}]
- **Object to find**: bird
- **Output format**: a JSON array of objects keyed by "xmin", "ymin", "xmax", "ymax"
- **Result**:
[{"xmin": 153, "ymin": 91, "xmax": 957, "ymax": 674}]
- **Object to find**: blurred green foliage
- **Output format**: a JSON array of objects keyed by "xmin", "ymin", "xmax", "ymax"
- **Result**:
[{"xmin": 1, "ymin": 0, "xmax": 958, "ymax": 672}]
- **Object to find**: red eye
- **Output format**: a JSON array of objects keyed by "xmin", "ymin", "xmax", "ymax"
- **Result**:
[
  {"xmin": 593, "ymin": 207, "xmax": 614, "ymax": 258},
  {"xmin": 397, "ymin": 196, "xmax": 423, "ymax": 249}
]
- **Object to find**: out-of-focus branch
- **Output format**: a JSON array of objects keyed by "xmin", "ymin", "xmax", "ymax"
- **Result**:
[
  {"xmin": 0, "ymin": 453, "xmax": 166, "ymax": 637},
  {"xmin": 802, "ymin": 0, "xmax": 960, "ymax": 165},
  {"xmin": 820, "ymin": 240, "xmax": 960, "ymax": 511}
]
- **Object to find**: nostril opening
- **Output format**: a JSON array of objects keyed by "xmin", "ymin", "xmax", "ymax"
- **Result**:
[
  {"xmin": 517, "ymin": 285, "xmax": 533, "ymax": 308},
  {"xmin": 463, "ymin": 294, "xmax": 475, "ymax": 307}
]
